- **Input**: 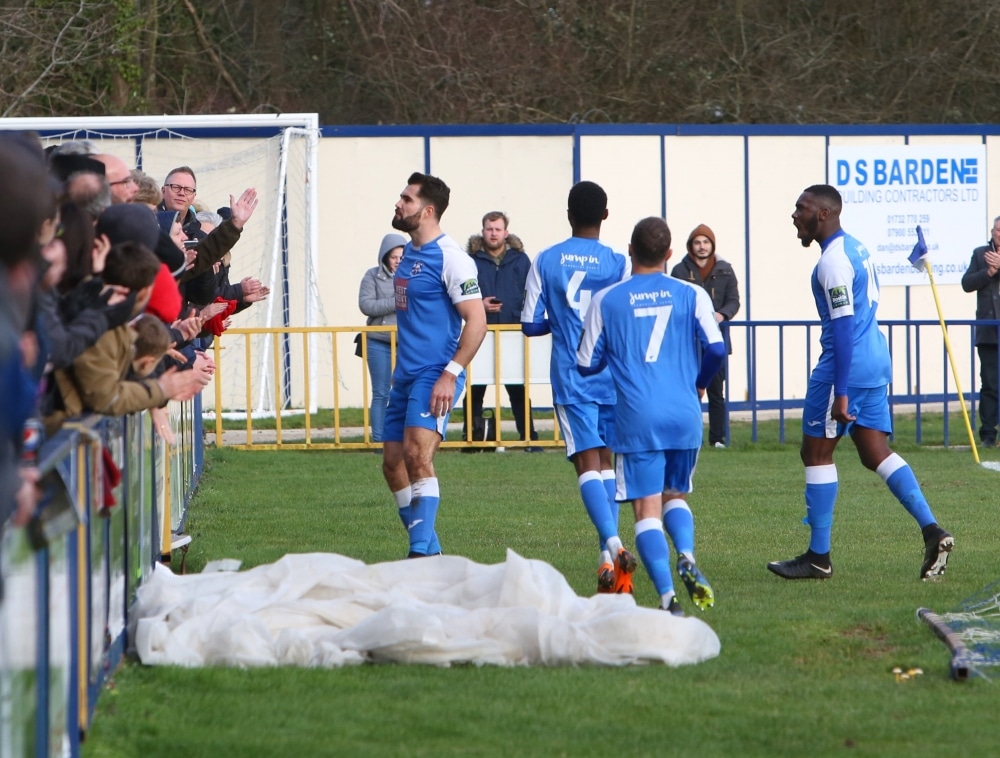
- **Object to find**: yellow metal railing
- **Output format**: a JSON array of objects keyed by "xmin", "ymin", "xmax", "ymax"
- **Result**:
[{"xmin": 210, "ymin": 325, "xmax": 562, "ymax": 450}]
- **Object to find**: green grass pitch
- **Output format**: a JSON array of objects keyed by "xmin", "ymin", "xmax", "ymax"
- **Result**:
[{"xmin": 83, "ymin": 425, "xmax": 1000, "ymax": 758}]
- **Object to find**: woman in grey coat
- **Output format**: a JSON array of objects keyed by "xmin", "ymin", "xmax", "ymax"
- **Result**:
[{"xmin": 357, "ymin": 233, "xmax": 406, "ymax": 442}]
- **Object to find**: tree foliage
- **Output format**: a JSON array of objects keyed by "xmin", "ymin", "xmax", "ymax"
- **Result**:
[{"xmin": 3, "ymin": 0, "xmax": 1000, "ymax": 124}]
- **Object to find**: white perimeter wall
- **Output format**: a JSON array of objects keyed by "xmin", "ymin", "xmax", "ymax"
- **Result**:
[{"xmin": 318, "ymin": 130, "xmax": 992, "ymax": 409}]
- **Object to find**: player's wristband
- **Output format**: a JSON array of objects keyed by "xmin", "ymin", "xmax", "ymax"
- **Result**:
[{"xmin": 443, "ymin": 360, "xmax": 463, "ymax": 377}]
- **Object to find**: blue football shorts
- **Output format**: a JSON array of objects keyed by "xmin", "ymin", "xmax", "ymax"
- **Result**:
[
  {"xmin": 802, "ymin": 379, "xmax": 892, "ymax": 438},
  {"xmin": 614, "ymin": 449, "xmax": 700, "ymax": 502},
  {"xmin": 383, "ymin": 368, "xmax": 466, "ymax": 442},
  {"xmin": 555, "ymin": 401, "xmax": 615, "ymax": 458}
]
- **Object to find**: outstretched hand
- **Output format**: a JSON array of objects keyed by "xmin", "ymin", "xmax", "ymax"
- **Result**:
[
  {"xmin": 229, "ymin": 188, "xmax": 259, "ymax": 230},
  {"xmin": 240, "ymin": 277, "xmax": 270, "ymax": 304}
]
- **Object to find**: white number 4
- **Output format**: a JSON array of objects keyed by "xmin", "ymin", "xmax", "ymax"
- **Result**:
[{"xmin": 566, "ymin": 271, "xmax": 592, "ymax": 316}]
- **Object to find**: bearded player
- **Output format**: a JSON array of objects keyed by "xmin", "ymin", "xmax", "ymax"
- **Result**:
[{"xmin": 382, "ymin": 172, "xmax": 487, "ymax": 558}]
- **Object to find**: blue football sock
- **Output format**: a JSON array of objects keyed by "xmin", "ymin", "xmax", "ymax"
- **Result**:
[
  {"xmin": 804, "ymin": 464, "xmax": 838, "ymax": 555},
  {"xmin": 579, "ymin": 471, "xmax": 617, "ymax": 547},
  {"xmin": 662, "ymin": 498, "xmax": 695, "ymax": 557},
  {"xmin": 877, "ymin": 454, "xmax": 935, "ymax": 529},
  {"xmin": 602, "ymin": 469, "xmax": 619, "ymax": 531},
  {"xmin": 635, "ymin": 518, "xmax": 674, "ymax": 596},
  {"xmin": 394, "ymin": 486, "xmax": 412, "ymax": 531},
  {"xmin": 407, "ymin": 477, "xmax": 440, "ymax": 555},
  {"xmin": 427, "ymin": 531, "xmax": 441, "ymax": 555}
]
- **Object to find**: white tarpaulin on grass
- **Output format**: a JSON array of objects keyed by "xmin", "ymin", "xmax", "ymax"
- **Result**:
[{"xmin": 133, "ymin": 550, "xmax": 720, "ymax": 668}]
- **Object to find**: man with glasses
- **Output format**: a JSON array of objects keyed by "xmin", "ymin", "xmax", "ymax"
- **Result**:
[
  {"xmin": 95, "ymin": 153, "xmax": 138, "ymax": 204},
  {"xmin": 159, "ymin": 167, "xmax": 203, "ymax": 240}
]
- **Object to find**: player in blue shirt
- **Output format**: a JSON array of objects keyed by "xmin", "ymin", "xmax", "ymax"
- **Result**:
[
  {"xmin": 769, "ymin": 184, "xmax": 953, "ymax": 581},
  {"xmin": 578, "ymin": 217, "xmax": 725, "ymax": 615},
  {"xmin": 382, "ymin": 172, "xmax": 487, "ymax": 558},
  {"xmin": 521, "ymin": 181, "xmax": 637, "ymax": 594}
]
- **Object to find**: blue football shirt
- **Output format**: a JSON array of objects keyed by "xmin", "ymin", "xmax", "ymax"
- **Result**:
[
  {"xmin": 811, "ymin": 231, "xmax": 892, "ymax": 388},
  {"xmin": 393, "ymin": 233, "xmax": 481, "ymax": 381},
  {"xmin": 521, "ymin": 236, "xmax": 626, "ymax": 404},
  {"xmin": 577, "ymin": 272, "xmax": 724, "ymax": 451}
]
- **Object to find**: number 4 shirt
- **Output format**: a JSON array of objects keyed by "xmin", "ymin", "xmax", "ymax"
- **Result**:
[{"xmin": 521, "ymin": 237, "xmax": 626, "ymax": 405}]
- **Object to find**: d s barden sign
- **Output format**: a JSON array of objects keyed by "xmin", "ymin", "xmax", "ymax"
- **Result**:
[{"xmin": 828, "ymin": 145, "xmax": 986, "ymax": 286}]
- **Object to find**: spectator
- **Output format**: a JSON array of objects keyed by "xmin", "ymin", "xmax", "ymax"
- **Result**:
[
  {"xmin": 94, "ymin": 154, "xmax": 137, "ymax": 204},
  {"xmin": 131, "ymin": 170, "xmax": 162, "ymax": 211},
  {"xmin": 358, "ymin": 232, "xmax": 405, "ymax": 444},
  {"xmin": 44, "ymin": 241, "xmax": 212, "ymax": 434},
  {"xmin": 464, "ymin": 211, "xmax": 539, "ymax": 450},
  {"xmin": 157, "ymin": 210, "xmax": 196, "ymax": 273},
  {"xmin": 671, "ymin": 224, "xmax": 740, "ymax": 448},
  {"xmin": 34, "ymin": 208, "xmax": 136, "ymax": 375},
  {"xmin": 130, "ymin": 314, "xmax": 172, "ymax": 379},
  {"xmin": 0, "ymin": 133, "xmax": 53, "ymax": 540},
  {"xmin": 578, "ymin": 217, "xmax": 724, "ymax": 615},
  {"xmin": 960, "ymin": 215, "xmax": 1000, "ymax": 447},
  {"xmin": 382, "ymin": 172, "xmax": 486, "ymax": 557},
  {"xmin": 48, "ymin": 143, "xmax": 110, "ymax": 219},
  {"xmin": 159, "ymin": 166, "xmax": 203, "ymax": 240}
]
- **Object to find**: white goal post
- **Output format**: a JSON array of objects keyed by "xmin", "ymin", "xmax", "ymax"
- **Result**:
[{"xmin": 0, "ymin": 113, "xmax": 323, "ymax": 417}]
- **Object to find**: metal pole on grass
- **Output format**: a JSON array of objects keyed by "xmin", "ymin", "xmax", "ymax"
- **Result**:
[{"xmin": 908, "ymin": 226, "xmax": 981, "ymax": 464}]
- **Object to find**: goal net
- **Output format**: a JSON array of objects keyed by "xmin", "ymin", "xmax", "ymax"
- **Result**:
[{"xmin": 7, "ymin": 114, "xmax": 326, "ymax": 417}]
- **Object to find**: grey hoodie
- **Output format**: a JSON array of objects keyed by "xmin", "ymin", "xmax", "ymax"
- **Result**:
[{"xmin": 357, "ymin": 234, "xmax": 406, "ymax": 342}]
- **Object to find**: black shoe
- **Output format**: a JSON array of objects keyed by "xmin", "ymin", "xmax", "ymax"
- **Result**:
[
  {"xmin": 920, "ymin": 525, "xmax": 954, "ymax": 580},
  {"xmin": 767, "ymin": 551, "xmax": 833, "ymax": 579},
  {"xmin": 524, "ymin": 446, "xmax": 544, "ymax": 453},
  {"xmin": 663, "ymin": 596, "xmax": 685, "ymax": 617}
]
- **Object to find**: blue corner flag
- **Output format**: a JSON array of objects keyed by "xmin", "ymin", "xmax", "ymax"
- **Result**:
[{"xmin": 909, "ymin": 225, "xmax": 928, "ymax": 270}]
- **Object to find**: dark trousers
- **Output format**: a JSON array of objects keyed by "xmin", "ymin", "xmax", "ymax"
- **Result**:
[
  {"xmin": 707, "ymin": 362, "xmax": 728, "ymax": 445},
  {"xmin": 978, "ymin": 343, "xmax": 999, "ymax": 444},
  {"xmin": 465, "ymin": 383, "xmax": 538, "ymax": 441}
]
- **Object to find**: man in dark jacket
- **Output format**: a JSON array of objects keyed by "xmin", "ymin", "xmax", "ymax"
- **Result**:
[
  {"xmin": 961, "ymin": 216, "xmax": 1000, "ymax": 446},
  {"xmin": 464, "ymin": 211, "xmax": 539, "ymax": 450},
  {"xmin": 671, "ymin": 224, "xmax": 740, "ymax": 448}
]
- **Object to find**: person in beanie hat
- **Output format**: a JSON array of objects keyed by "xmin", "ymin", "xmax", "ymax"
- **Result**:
[
  {"xmin": 357, "ymin": 232, "xmax": 406, "ymax": 443},
  {"xmin": 671, "ymin": 224, "xmax": 740, "ymax": 448}
]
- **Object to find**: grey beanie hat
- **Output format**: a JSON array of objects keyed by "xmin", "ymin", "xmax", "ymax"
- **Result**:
[{"xmin": 378, "ymin": 233, "xmax": 407, "ymax": 261}]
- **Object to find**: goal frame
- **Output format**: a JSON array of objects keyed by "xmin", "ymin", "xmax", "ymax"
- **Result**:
[{"xmin": 0, "ymin": 113, "xmax": 322, "ymax": 415}]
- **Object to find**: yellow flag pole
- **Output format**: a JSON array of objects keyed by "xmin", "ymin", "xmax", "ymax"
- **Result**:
[{"xmin": 922, "ymin": 265, "xmax": 980, "ymax": 463}]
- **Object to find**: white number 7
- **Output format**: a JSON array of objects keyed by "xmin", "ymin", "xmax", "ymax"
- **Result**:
[{"xmin": 635, "ymin": 305, "xmax": 672, "ymax": 362}]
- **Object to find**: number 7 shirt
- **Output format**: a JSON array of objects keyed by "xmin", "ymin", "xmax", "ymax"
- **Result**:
[{"xmin": 577, "ymin": 272, "xmax": 723, "ymax": 452}]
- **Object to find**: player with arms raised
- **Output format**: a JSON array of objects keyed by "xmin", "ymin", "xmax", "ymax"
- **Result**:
[
  {"xmin": 521, "ymin": 181, "xmax": 636, "ymax": 593},
  {"xmin": 769, "ymin": 184, "xmax": 953, "ymax": 581},
  {"xmin": 382, "ymin": 172, "xmax": 487, "ymax": 558},
  {"xmin": 577, "ymin": 217, "xmax": 724, "ymax": 615}
]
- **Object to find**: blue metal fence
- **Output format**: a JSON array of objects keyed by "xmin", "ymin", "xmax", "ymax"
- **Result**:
[
  {"xmin": 0, "ymin": 399, "xmax": 202, "ymax": 758},
  {"xmin": 722, "ymin": 318, "xmax": 994, "ymax": 447}
]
